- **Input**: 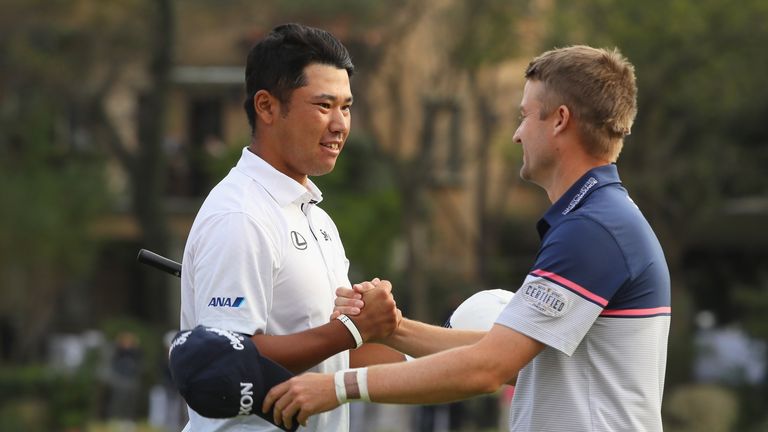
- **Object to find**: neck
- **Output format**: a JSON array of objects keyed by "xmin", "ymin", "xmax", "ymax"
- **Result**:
[
  {"xmin": 544, "ymin": 155, "xmax": 610, "ymax": 203},
  {"xmin": 247, "ymin": 140, "xmax": 309, "ymax": 186}
]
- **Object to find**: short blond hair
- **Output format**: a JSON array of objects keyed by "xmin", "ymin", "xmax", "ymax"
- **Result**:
[{"xmin": 525, "ymin": 45, "xmax": 637, "ymax": 162}]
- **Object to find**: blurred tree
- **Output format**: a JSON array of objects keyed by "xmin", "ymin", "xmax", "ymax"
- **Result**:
[
  {"xmin": 447, "ymin": 0, "xmax": 529, "ymax": 288},
  {"xmin": 545, "ymin": 0, "xmax": 768, "ymax": 247},
  {"xmin": 0, "ymin": 0, "xmax": 176, "ymax": 356},
  {"xmin": 0, "ymin": 96, "xmax": 109, "ymax": 360},
  {"xmin": 0, "ymin": 0, "xmax": 117, "ymax": 359},
  {"xmin": 80, "ymin": 0, "xmax": 176, "ymax": 325}
]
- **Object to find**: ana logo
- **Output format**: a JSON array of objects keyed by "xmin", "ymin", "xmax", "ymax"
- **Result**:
[
  {"xmin": 207, "ymin": 297, "xmax": 245, "ymax": 308},
  {"xmin": 291, "ymin": 231, "xmax": 308, "ymax": 250},
  {"xmin": 522, "ymin": 280, "xmax": 568, "ymax": 317}
]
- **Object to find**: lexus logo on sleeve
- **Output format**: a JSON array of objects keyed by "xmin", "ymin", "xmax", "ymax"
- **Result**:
[{"xmin": 290, "ymin": 231, "xmax": 308, "ymax": 250}]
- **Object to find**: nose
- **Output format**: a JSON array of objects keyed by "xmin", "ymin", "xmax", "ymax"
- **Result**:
[
  {"xmin": 329, "ymin": 107, "xmax": 350, "ymax": 135},
  {"xmin": 512, "ymin": 126, "xmax": 522, "ymax": 144}
]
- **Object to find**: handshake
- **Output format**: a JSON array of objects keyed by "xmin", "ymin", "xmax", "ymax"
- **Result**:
[{"xmin": 330, "ymin": 278, "xmax": 402, "ymax": 346}]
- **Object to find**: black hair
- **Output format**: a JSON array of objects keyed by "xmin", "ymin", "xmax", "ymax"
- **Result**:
[{"xmin": 243, "ymin": 23, "xmax": 355, "ymax": 134}]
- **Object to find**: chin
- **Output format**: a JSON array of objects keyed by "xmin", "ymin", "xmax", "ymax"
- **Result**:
[
  {"xmin": 519, "ymin": 166, "xmax": 531, "ymax": 182},
  {"xmin": 310, "ymin": 164, "xmax": 337, "ymax": 177}
]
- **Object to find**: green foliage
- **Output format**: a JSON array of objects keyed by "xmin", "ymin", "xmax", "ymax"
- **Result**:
[
  {"xmin": 0, "ymin": 359, "xmax": 101, "ymax": 430},
  {"xmin": 0, "ymin": 106, "xmax": 109, "ymax": 274},
  {"xmin": 545, "ymin": 0, "xmax": 768, "ymax": 222},
  {"xmin": 449, "ymin": 0, "xmax": 529, "ymax": 70},
  {"xmin": 313, "ymin": 134, "xmax": 402, "ymax": 281},
  {"xmin": 0, "ymin": 91, "xmax": 110, "ymax": 288},
  {"xmin": 0, "ymin": 0, "xmax": 119, "ymax": 358},
  {"xmin": 275, "ymin": 0, "xmax": 405, "ymax": 27},
  {"xmin": 732, "ymin": 273, "xmax": 768, "ymax": 340}
]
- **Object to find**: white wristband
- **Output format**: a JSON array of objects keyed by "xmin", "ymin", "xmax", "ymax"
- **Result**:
[
  {"xmin": 334, "ymin": 368, "xmax": 370, "ymax": 404},
  {"xmin": 334, "ymin": 370, "xmax": 347, "ymax": 404},
  {"xmin": 336, "ymin": 314, "xmax": 363, "ymax": 348}
]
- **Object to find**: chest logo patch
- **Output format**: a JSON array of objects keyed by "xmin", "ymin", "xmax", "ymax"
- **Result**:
[
  {"xmin": 521, "ymin": 280, "xmax": 569, "ymax": 317},
  {"xmin": 291, "ymin": 231, "xmax": 308, "ymax": 250}
]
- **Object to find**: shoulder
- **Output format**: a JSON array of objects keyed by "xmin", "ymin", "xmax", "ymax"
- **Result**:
[
  {"xmin": 542, "ymin": 216, "xmax": 624, "ymax": 270},
  {"xmin": 189, "ymin": 186, "xmax": 287, "ymax": 255}
]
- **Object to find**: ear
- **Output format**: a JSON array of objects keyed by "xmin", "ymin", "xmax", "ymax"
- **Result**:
[
  {"xmin": 552, "ymin": 105, "xmax": 571, "ymax": 136},
  {"xmin": 253, "ymin": 89, "xmax": 278, "ymax": 125}
]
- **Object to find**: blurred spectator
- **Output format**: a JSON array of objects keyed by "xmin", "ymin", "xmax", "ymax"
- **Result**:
[
  {"xmin": 694, "ymin": 310, "xmax": 767, "ymax": 386},
  {"xmin": 104, "ymin": 331, "xmax": 143, "ymax": 432},
  {"xmin": 148, "ymin": 330, "xmax": 187, "ymax": 431}
]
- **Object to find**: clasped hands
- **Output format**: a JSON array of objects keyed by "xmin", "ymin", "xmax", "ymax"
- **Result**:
[
  {"xmin": 333, "ymin": 277, "xmax": 402, "ymax": 344},
  {"xmin": 262, "ymin": 278, "xmax": 400, "ymax": 428}
]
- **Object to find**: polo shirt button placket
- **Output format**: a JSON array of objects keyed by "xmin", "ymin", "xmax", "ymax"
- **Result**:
[{"xmin": 302, "ymin": 200, "xmax": 340, "ymax": 293}]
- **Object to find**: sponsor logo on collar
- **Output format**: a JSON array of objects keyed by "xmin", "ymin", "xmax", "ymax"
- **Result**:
[{"xmin": 562, "ymin": 177, "xmax": 598, "ymax": 215}]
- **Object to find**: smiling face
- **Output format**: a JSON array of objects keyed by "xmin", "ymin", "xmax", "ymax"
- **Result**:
[
  {"xmin": 261, "ymin": 63, "xmax": 353, "ymax": 184},
  {"xmin": 512, "ymin": 80, "xmax": 557, "ymax": 187}
]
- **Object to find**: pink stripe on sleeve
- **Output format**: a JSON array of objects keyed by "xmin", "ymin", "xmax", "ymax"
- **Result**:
[
  {"xmin": 531, "ymin": 269, "xmax": 609, "ymax": 307},
  {"xmin": 600, "ymin": 307, "xmax": 671, "ymax": 317}
]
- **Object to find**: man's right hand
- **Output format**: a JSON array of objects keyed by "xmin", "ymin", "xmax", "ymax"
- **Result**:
[{"xmin": 345, "ymin": 279, "xmax": 401, "ymax": 343}]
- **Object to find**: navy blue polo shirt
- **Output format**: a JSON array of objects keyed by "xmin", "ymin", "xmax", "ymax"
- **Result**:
[
  {"xmin": 533, "ymin": 163, "xmax": 670, "ymax": 317},
  {"xmin": 497, "ymin": 164, "xmax": 671, "ymax": 432}
]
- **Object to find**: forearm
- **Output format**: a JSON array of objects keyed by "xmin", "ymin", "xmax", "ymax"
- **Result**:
[
  {"xmin": 262, "ymin": 325, "xmax": 543, "ymax": 428},
  {"xmin": 368, "ymin": 326, "xmax": 542, "ymax": 404},
  {"xmin": 350, "ymin": 343, "xmax": 406, "ymax": 368},
  {"xmin": 251, "ymin": 319, "xmax": 355, "ymax": 373},
  {"xmin": 253, "ymin": 283, "xmax": 400, "ymax": 373},
  {"xmin": 384, "ymin": 318, "xmax": 485, "ymax": 358},
  {"xmin": 367, "ymin": 344, "xmax": 502, "ymax": 404}
]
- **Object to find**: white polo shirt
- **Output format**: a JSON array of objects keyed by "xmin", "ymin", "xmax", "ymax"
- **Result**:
[{"xmin": 180, "ymin": 147, "xmax": 351, "ymax": 432}]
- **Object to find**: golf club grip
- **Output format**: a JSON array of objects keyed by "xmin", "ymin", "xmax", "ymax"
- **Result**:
[{"xmin": 137, "ymin": 249, "xmax": 182, "ymax": 277}]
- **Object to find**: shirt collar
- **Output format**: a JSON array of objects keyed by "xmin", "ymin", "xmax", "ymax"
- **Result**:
[
  {"xmin": 536, "ymin": 164, "xmax": 621, "ymax": 238},
  {"xmin": 234, "ymin": 147, "xmax": 324, "ymax": 207}
]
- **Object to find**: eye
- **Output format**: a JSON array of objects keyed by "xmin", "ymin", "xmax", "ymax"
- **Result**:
[
  {"xmin": 341, "ymin": 104, "xmax": 352, "ymax": 112},
  {"xmin": 316, "ymin": 103, "xmax": 331, "ymax": 109}
]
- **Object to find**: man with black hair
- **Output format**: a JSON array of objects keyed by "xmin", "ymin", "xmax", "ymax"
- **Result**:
[{"xmin": 179, "ymin": 23, "xmax": 402, "ymax": 432}]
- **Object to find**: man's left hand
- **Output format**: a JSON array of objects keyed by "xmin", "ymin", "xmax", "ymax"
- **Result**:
[{"xmin": 262, "ymin": 373, "xmax": 338, "ymax": 429}]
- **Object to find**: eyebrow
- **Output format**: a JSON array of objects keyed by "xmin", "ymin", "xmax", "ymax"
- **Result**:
[{"xmin": 312, "ymin": 93, "xmax": 354, "ymax": 103}]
